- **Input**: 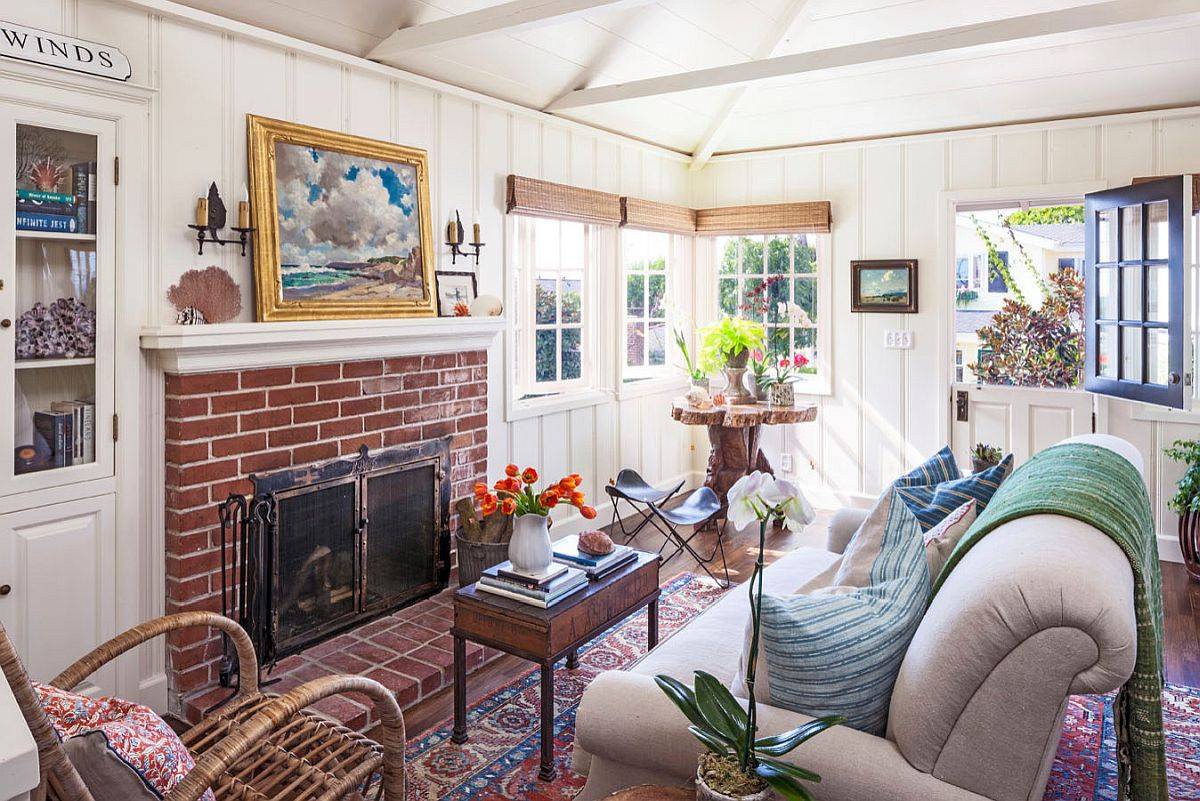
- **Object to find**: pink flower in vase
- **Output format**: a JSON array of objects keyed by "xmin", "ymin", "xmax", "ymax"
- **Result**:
[
  {"xmin": 751, "ymin": 349, "xmax": 764, "ymax": 362},
  {"xmin": 794, "ymin": 353, "xmax": 809, "ymax": 368}
]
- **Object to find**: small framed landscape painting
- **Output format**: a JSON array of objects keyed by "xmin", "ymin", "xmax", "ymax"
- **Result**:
[
  {"xmin": 247, "ymin": 114, "xmax": 437, "ymax": 321},
  {"xmin": 435, "ymin": 271, "xmax": 478, "ymax": 316},
  {"xmin": 851, "ymin": 259, "xmax": 918, "ymax": 313}
]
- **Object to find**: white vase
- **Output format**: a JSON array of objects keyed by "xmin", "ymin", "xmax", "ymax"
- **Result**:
[{"xmin": 508, "ymin": 513, "xmax": 552, "ymax": 573}]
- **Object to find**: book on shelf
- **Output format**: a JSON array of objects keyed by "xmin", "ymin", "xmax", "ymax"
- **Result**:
[
  {"xmin": 17, "ymin": 211, "xmax": 79, "ymax": 233},
  {"xmin": 71, "ymin": 161, "xmax": 96, "ymax": 235},
  {"xmin": 476, "ymin": 568, "xmax": 588, "ymax": 608},
  {"xmin": 17, "ymin": 198, "xmax": 75, "ymax": 215},
  {"xmin": 17, "ymin": 188, "xmax": 74, "ymax": 204},
  {"xmin": 493, "ymin": 561, "xmax": 568, "ymax": 589},
  {"xmin": 33, "ymin": 410, "xmax": 72, "ymax": 468},
  {"xmin": 50, "ymin": 401, "xmax": 95, "ymax": 465}
]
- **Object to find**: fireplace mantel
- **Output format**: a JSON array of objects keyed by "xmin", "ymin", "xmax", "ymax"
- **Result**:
[{"xmin": 140, "ymin": 317, "xmax": 505, "ymax": 373}]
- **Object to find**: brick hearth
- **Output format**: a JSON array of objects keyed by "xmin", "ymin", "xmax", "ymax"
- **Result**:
[{"xmin": 163, "ymin": 351, "xmax": 492, "ymax": 724}]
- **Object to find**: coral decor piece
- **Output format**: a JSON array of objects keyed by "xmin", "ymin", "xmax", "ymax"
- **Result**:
[
  {"xmin": 712, "ymin": 392, "xmax": 728, "ymax": 407},
  {"xmin": 28, "ymin": 157, "xmax": 68, "ymax": 192},
  {"xmin": 167, "ymin": 266, "xmax": 242, "ymax": 324},
  {"xmin": 15, "ymin": 298, "xmax": 96, "ymax": 359},
  {"xmin": 577, "ymin": 530, "xmax": 614, "ymax": 557},
  {"xmin": 454, "ymin": 301, "xmax": 471, "ymax": 317},
  {"xmin": 473, "ymin": 464, "xmax": 596, "ymax": 520}
]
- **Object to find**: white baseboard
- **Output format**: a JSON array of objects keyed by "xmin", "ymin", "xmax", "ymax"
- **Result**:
[{"xmin": 1158, "ymin": 532, "xmax": 1183, "ymax": 564}]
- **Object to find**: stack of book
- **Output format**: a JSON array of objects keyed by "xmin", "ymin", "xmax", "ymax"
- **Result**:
[
  {"xmin": 31, "ymin": 400, "xmax": 95, "ymax": 469},
  {"xmin": 476, "ymin": 561, "xmax": 588, "ymax": 608},
  {"xmin": 16, "ymin": 162, "xmax": 96, "ymax": 235},
  {"xmin": 552, "ymin": 535, "xmax": 637, "ymax": 579}
]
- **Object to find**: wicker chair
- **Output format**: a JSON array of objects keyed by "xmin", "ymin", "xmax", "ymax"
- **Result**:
[{"xmin": 0, "ymin": 611, "xmax": 405, "ymax": 801}]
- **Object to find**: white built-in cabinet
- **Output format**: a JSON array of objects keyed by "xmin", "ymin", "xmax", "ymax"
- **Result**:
[{"xmin": 0, "ymin": 61, "xmax": 151, "ymax": 704}]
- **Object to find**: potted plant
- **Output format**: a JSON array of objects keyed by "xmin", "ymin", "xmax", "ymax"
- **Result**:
[
  {"xmin": 676, "ymin": 326, "xmax": 720, "ymax": 391},
  {"xmin": 656, "ymin": 472, "xmax": 842, "ymax": 801},
  {"xmin": 1165, "ymin": 439, "xmax": 1200, "ymax": 582},
  {"xmin": 758, "ymin": 353, "xmax": 808, "ymax": 407},
  {"xmin": 745, "ymin": 350, "xmax": 769, "ymax": 402},
  {"xmin": 700, "ymin": 317, "xmax": 766, "ymax": 406},
  {"xmin": 476, "ymin": 466, "xmax": 597, "ymax": 574},
  {"xmin": 970, "ymin": 442, "xmax": 1002, "ymax": 473}
]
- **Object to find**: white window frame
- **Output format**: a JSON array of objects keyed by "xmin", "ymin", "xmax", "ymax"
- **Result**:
[
  {"xmin": 621, "ymin": 228, "xmax": 675, "ymax": 383},
  {"xmin": 710, "ymin": 232, "xmax": 832, "ymax": 396}
]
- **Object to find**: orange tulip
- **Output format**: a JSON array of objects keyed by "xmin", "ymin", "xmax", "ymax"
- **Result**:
[
  {"xmin": 559, "ymin": 475, "xmax": 577, "ymax": 490},
  {"xmin": 507, "ymin": 477, "xmax": 522, "ymax": 493},
  {"xmin": 570, "ymin": 473, "xmax": 582, "ymax": 486},
  {"xmin": 474, "ymin": 482, "xmax": 488, "ymax": 498},
  {"xmin": 505, "ymin": 464, "xmax": 520, "ymax": 478},
  {"xmin": 494, "ymin": 479, "xmax": 507, "ymax": 491},
  {"xmin": 481, "ymin": 496, "xmax": 498, "ymax": 516},
  {"xmin": 570, "ymin": 491, "xmax": 585, "ymax": 507},
  {"xmin": 541, "ymin": 489, "xmax": 560, "ymax": 508},
  {"xmin": 580, "ymin": 505, "xmax": 597, "ymax": 520},
  {"xmin": 501, "ymin": 497, "xmax": 517, "ymax": 515},
  {"xmin": 522, "ymin": 467, "xmax": 539, "ymax": 484}
]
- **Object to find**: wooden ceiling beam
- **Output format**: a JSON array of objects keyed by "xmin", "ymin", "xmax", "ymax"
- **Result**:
[{"xmin": 545, "ymin": 0, "xmax": 1200, "ymax": 112}]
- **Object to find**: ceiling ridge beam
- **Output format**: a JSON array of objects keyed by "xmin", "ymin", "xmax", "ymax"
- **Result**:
[{"xmin": 545, "ymin": 0, "xmax": 1200, "ymax": 112}]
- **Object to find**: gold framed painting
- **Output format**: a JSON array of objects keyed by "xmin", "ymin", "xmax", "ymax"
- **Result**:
[{"xmin": 247, "ymin": 114, "xmax": 437, "ymax": 321}]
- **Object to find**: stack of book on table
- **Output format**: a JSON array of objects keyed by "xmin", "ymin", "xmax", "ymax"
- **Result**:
[
  {"xmin": 477, "ymin": 561, "xmax": 588, "ymax": 608},
  {"xmin": 552, "ymin": 534, "xmax": 638, "ymax": 579}
]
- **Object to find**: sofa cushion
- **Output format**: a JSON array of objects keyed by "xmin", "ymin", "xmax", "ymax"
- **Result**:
[
  {"xmin": 747, "ymin": 489, "xmax": 931, "ymax": 735},
  {"xmin": 894, "ymin": 445, "xmax": 960, "ymax": 488},
  {"xmin": 923, "ymin": 499, "xmax": 975, "ymax": 581},
  {"xmin": 35, "ymin": 681, "xmax": 213, "ymax": 801},
  {"xmin": 895, "ymin": 454, "xmax": 1012, "ymax": 531}
]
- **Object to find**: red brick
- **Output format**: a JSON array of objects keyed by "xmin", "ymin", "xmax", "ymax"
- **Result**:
[
  {"xmin": 420, "ymin": 387, "xmax": 454, "ymax": 404},
  {"xmin": 364, "ymin": 667, "xmax": 418, "ymax": 706},
  {"xmin": 403, "ymin": 404, "xmax": 448, "ymax": 425},
  {"xmin": 292, "ymin": 442, "xmax": 339, "ymax": 464},
  {"xmin": 422, "ymin": 354, "xmax": 457, "ymax": 370},
  {"xmin": 382, "ymin": 391, "xmax": 422, "ymax": 410},
  {"xmin": 310, "ymin": 696, "xmax": 368, "ymax": 730},
  {"xmin": 440, "ymin": 368, "xmax": 472, "ymax": 385},
  {"xmin": 173, "ymin": 662, "xmax": 215, "ymax": 694},
  {"xmin": 178, "ymin": 459, "xmax": 239, "ymax": 487},
  {"xmin": 240, "ymin": 450, "xmax": 291, "ymax": 474},
  {"xmin": 240, "ymin": 367, "xmax": 294, "ymax": 388},
  {"xmin": 456, "ymin": 413, "xmax": 487, "ymax": 432},
  {"xmin": 166, "ymin": 529, "xmax": 212, "ymax": 557},
  {"xmin": 211, "ymin": 432, "xmax": 267, "ymax": 458},
  {"xmin": 293, "ymin": 402, "xmax": 339, "ymax": 423},
  {"xmin": 360, "ymin": 376, "xmax": 403, "ymax": 394},
  {"xmin": 166, "ymin": 372, "xmax": 239, "ymax": 396},
  {"xmin": 340, "ymin": 396, "xmax": 382, "ymax": 416},
  {"xmin": 209, "ymin": 478, "xmax": 253, "ymax": 502},
  {"xmin": 317, "ymin": 652, "xmax": 372, "ymax": 675},
  {"xmin": 167, "ymin": 574, "xmax": 210, "ymax": 603},
  {"xmin": 166, "ymin": 396, "xmax": 209, "ymax": 418},
  {"xmin": 268, "ymin": 385, "xmax": 317, "ymax": 407},
  {"xmin": 268, "ymin": 425, "xmax": 319, "ymax": 448},
  {"xmin": 320, "ymin": 417, "xmax": 363, "ymax": 438},
  {"xmin": 363, "ymin": 411, "xmax": 403, "ymax": 432},
  {"xmin": 211, "ymin": 390, "xmax": 266, "ymax": 414},
  {"xmin": 304, "ymin": 633, "xmax": 361, "ymax": 660},
  {"xmin": 344, "ymin": 360, "xmax": 383, "ymax": 378},
  {"xmin": 408, "ymin": 645, "xmax": 453, "ymax": 676},
  {"xmin": 167, "ymin": 548, "xmax": 222, "ymax": 580},
  {"xmin": 166, "ymin": 625, "xmax": 212, "ymax": 650},
  {"xmin": 384, "ymin": 356, "xmax": 422, "ymax": 374},
  {"xmin": 295, "ymin": 363, "xmax": 341, "ymax": 382},
  {"xmin": 318, "ymin": 381, "xmax": 361, "ymax": 401},
  {"xmin": 456, "ymin": 382, "xmax": 487, "ymax": 399},
  {"xmin": 240, "ymin": 407, "xmax": 292, "ymax": 431},
  {"xmin": 346, "ymin": 640, "xmax": 403, "ymax": 665},
  {"xmin": 168, "ymin": 415, "xmax": 238, "ymax": 442},
  {"xmin": 383, "ymin": 427, "xmax": 420, "ymax": 447},
  {"xmin": 167, "ymin": 486, "xmax": 210, "ymax": 510},
  {"xmin": 459, "ymin": 351, "xmax": 487, "ymax": 366},
  {"xmin": 167, "ymin": 507, "xmax": 217, "ymax": 533},
  {"xmin": 385, "ymin": 656, "xmax": 442, "ymax": 695},
  {"xmin": 166, "ymin": 441, "xmax": 210, "ymax": 465},
  {"xmin": 403, "ymin": 372, "xmax": 438, "ymax": 390},
  {"xmin": 421, "ymin": 421, "xmax": 455, "ymax": 440},
  {"xmin": 339, "ymin": 433, "xmax": 382, "ymax": 454},
  {"xmin": 369, "ymin": 630, "xmax": 423, "ymax": 655}
]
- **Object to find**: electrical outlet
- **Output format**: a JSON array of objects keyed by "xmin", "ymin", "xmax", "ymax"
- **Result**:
[
  {"xmin": 884, "ymin": 329, "xmax": 913, "ymax": 349},
  {"xmin": 780, "ymin": 453, "xmax": 794, "ymax": 472}
]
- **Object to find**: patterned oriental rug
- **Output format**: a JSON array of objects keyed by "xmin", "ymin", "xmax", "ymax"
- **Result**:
[{"xmin": 401, "ymin": 574, "xmax": 1200, "ymax": 801}]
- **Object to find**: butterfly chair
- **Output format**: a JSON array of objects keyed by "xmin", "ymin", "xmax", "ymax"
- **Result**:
[
  {"xmin": 647, "ymin": 487, "xmax": 730, "ymax": 587},
  {"xmin": 0, "ymin": 611, "xmax": 405, "ymax": 801},
  {"xmin": 604, "ymin": 469, "xmax": 685, "ymax": 547}
]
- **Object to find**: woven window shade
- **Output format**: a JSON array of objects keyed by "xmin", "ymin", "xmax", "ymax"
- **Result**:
[
  {"xmin": 620, "ymin": 197, "xmax": 697, "ymax": 234},
  {"xmin": 694, "ymin": 201, "xmax": 831, "ymax": 235},
  {"xmin": 506, "ymin": 175, "xmax": 622, "ymax": 224}
]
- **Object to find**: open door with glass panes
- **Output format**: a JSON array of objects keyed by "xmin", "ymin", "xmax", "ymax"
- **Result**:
[
  {"xmin": 0, "ymin": 106, "xmax": 115, "ymax": 492},
  {"xmin": 1084, "ymin": 176, "xmax": 1194, "ymax": 409}
]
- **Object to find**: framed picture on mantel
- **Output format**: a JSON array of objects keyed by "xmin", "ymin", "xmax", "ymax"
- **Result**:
[
  {"xmin": 247, "ymin": 114, "xmax": 437, "ymax": 321},
  {"xmin": 851, "ymin": 259, "xmax": 918, "ymax": 313}
]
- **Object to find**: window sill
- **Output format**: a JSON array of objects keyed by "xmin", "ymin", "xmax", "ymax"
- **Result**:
[
  {"xmin": 1129, "ymin": 399, "xmax": 1200, "ymax": 424},
  {"xmin": 505, "ymin": 387, "xmax": 611, "ymax": 422},
  {"xmin": 617, "ymin": 375, "xmax": 688, "ymax": 401},
  {"xmin": 791, "ymin": 376, "xmax": 832, "ymax": 398}
]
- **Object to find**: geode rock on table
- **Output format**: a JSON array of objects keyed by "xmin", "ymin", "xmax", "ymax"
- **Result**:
[
  {"xmin": 578, "ymin": 529, "xmax": 615, "ymax": 556},
  {"xmin": 15, "ymin": 298, "xmax": 97, "ymax": 360}
]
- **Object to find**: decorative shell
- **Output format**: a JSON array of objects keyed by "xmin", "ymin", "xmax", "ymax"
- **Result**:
[
  {"xmin": 578, "ymin": 530, "xmax": 614, "ymax": 556},
  {"xmin": 470, "ymin": 294, "xmax": 503, "ymax": 317},
  {"xmin": 167, "ymin": 266, "xmax": 242, "ymax": 324},
  {"xmin": 685, "ymin": 387, "xmax": 712, "ymax": 410},
  {"xmin": 15, "ymin": 298, "xmax": 96, "ymax": 360}
]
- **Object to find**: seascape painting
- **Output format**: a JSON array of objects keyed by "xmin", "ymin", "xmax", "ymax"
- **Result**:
[
  {"xmin": 858, "ymin": 268, "xmax": 908, "ymax": 305},
  {"xmin": 851, "ymin": 259, "xmax": 917, "ymax": 313}
]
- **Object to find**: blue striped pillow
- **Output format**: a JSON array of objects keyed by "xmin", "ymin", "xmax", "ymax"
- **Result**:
[
  {"xmin": 894, "ymin": 445, "xmax": 960, "ymax": 488},
  {"xmin": 895, "ymin": 454, "xmax": 1013, "ymax": 531},
  {"xmin": 756, "ymin": 490, "xmax": 930, "ymax": 735}
]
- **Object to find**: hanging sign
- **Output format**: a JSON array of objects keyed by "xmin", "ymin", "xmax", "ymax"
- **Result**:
[{"xmin": 0, "ymin": 21, "xmax": 131, "ymax": 82}]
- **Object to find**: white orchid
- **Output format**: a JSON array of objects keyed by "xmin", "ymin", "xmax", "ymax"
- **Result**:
[
  {"xmin": 763, "ymin": 476, "xmax": 816, "ymax": 531},
  {"xmin": 726, "ymin": 470, "xmax": 815, "ymax": 531}
]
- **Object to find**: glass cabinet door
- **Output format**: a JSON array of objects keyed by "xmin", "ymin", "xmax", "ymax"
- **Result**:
[{"xmin": 0, "ymin": 107, "xmax": 115, "ymax": 492}]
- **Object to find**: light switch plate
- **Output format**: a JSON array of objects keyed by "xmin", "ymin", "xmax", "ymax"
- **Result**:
[
  {"xmin": 780, "ymin": 453, "xmax": 794, "ymax": 472},
  {"xmin": 884, "ymin": 329, "xmax": 913, "ymax": 349}
]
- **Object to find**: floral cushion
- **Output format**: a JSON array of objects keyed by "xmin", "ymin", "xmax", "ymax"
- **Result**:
[{"xmin": 35, "ymin": 682, "xmax": 213, "ymax": 801}]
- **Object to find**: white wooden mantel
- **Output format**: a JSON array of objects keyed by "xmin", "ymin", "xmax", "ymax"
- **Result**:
[{"xmin": 139, "ymin": 317, "xmax": 506, "ymax": 373}]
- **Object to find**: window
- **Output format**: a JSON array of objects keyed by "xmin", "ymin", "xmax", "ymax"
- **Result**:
[
  {"xmin": 987, "ymin": 251, "xmax": 1010, "ymax": 293},
  {"xmin": 1058, "ymin": 256, "xmax": 1082, "ymax": 272},
  {"xmin": 623, "ymin": 229, "xmax": 671, "ymax": 380},
  {"xmin": 512, "ymin": 216, "xmax": 592, "ymax": 396},
  {"xmin": 954, "ymin": 349, "xmax": 964, "ymax": 383},
  {"xmin": 715, "ymin": 234, "xmax": 826, "ymax": 385}
]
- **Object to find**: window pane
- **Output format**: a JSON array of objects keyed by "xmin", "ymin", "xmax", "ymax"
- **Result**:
[
  {"xmin": 719, "ymin": 238, "xmax": 738, "ymax": 275},
  {"xmin": 718, "ymin": 279, "xmax": 738, "ymax": 315},
  {"xmin": 626, "ymin": 322, "xmax": 645, "ymax": 367},
  {"xmin": 1147, "ymin": 201, "xmax": 1169, "ymax": 260},
  {"xmin": 1121, "ymin": 266, "xmax": 1142, "ymax": 321},
  {"xmin": 794, "ymin": 277, "xmax": 816, "ymax": 325},
  {"xmin": 561, "ymin": 273, "xmax": 582, "ymax": 324},
  {"xmin": 1147, "ymin": 265, "xmax": 1169, "ymax": 322},
  {"xmin": 623, "ymin": 229, "xmax": 645, "ymax": 268},
  {"xmin": 742, "ymin": 278, "xmax": 765, "ymax": 321},
  {"xmin": 988, "ymin": 252, "xmax": 1009, "ymax": 293},
  {"xmin": 647, "ymin": 274, "xmax": 666, "ymax": 319},
  {"xmin": 1120, "ymin": 326, "xmax": 1141, "ymax": 382},
  {"xmin": 794, "ymin": 236, "xmax": 817, "ymax": 274},
  {"xmin": 1097, "ymin": 325, "xmax": 1117, "ymax": 378},
  {"xmin": 561, "ymin": 328, "xmax": 582, "ymax": 380},
  {"xmin": 647, "ymin": 321, "xmax": 666, "ymax": 366},
  {"xmin": 1147, "ymin": 328, "xmax": 1170, "ymax": 385},
  {"xmin": 795, "ymin": 328, "xmax": 817, "ymax": 373},
  {"xmin": 534, "ymin": 219, "xmax": 559, "ymax": 269},
  {"xmin": 1098, "ymin": 209, "xmax": 1117, "ymax": 263},
  {"xmin": 1097, "ymin": 267, "xmax": 1117, "ymax": 320},
  {"xmin": 767, "ymin": 327, "xmax": 789, "ymax": 359},
  {"xmin": 647, "ymin": 233, "xmax": 668, "ymax": 271},
  {"xmin": 1120, "ymin": 205, "xmax": 1142, "ymax": 262},
  {"xmin": 626, "ymin": 273, "xmax": 645, "ymax": 318},
  {"xmin": 766, "ymin": 275, "xmax": 789, "ymax": 319},
  {"xmin": 536, "ymin": 275, "xmax": 557, "ymax": 324},
  {"xmin": 767, "ymin": 237, "xmax": 789, "ymax": 274},
  {"xmin": 741, "ymin": 237, "xmax": 763, "ymax": 274},
  {"xmin": 536, "ymin": 329, "xmax": 557, "ymax": 382},
  {"xmin": 560, "ymin": 223, "xmax": 584, "ymax": 269}
]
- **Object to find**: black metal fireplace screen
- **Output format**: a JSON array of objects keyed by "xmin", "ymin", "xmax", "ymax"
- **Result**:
[{"xmin": 216, "ymin": 438, "xmax": 451, "ymax": 682}]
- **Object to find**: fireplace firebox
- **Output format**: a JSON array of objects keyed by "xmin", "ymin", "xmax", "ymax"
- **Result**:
[{"xmin": 217, "ymin": 438, "xmax": 451, "ymax": 678}]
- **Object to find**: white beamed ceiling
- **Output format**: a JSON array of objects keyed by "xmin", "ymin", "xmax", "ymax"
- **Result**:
[{"xmin": 172, "ymin": 0, "xmax": 1200, "ymax": 155}]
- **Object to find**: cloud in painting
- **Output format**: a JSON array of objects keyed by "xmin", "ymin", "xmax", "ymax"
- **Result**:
[{"xmin": 274, "ymin": 143, "xmax": 420, "ymax": 266}]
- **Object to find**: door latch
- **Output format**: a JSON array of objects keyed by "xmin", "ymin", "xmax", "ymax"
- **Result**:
[{"xmin": 955, "ymin": 390, "xmax": 969, "ymax": 423}]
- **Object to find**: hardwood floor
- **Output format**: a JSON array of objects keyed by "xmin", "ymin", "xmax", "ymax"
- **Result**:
[{"xmin": 402, "ymin": 507, "xmax": 1200, "ymax": 738}]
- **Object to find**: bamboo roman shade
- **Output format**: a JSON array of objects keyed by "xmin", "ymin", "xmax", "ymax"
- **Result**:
[
  {"xmin": 620, "ymin": 197, "xmax": 697, "ymax": 234},
  {"xmin": 694, "ymin": 201, "xmax": 832, "ymax": 235},
  {"xmin": 506, "ymin": 175, "xmax": 622, "ymax": 225}
]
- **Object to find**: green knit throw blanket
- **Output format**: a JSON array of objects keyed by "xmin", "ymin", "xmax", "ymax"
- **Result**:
[{"xmin": 930, "ymin": 443, "xmax": 1166, "ymax": 801}]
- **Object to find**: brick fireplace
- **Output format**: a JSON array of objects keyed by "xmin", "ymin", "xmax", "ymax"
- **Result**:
[{"xmin": 163, "ymin": 350, "xmax": 491, "ymax": 723}]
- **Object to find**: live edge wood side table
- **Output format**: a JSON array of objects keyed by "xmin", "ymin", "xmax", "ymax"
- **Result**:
[
  {"xmin": 451, "ymin": 551, "xmax": 662, "ymax": 781},
  {"xmin": 671, "ymin": 399, "xmax": 817, "ymax": 510}
]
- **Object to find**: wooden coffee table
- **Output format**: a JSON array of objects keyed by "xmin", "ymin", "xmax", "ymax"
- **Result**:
[{"xmin": 451, "ymin": 551, "xmax": 662, "ymax": 781}]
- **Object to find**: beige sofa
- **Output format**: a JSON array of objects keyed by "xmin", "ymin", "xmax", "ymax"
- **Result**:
[{"xmin": 573, "ymin": 439, "xmax": 1141, "ymax": 801}]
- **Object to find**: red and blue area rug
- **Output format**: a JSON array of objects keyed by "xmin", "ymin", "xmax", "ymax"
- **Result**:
[{"xmin": 403, "ymin": 574, "xmax": 1200, "ymax": 800}]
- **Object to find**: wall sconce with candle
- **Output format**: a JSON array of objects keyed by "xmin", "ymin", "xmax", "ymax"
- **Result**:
[
  {"xmin": 188, "ymin": 182, "xmax": 255, "ymax": 257},
  {"xmin": 446, "ymin": 210, "xmax": 484, "ymax": 266}
]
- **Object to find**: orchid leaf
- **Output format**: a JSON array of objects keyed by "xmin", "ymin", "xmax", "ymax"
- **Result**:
[
  {"xmin": 755, "ymin": 762, "xmax": 816, "ymax": 801},
  {"xmin": 688, "ymin": 725, "xmax": 733, "ymax": 756},
  {"xmin": 654, "ymin": 675, "xmax": 709, "ymax": 731},
  {"xmin": 754, "ymin": 716, "xmax": 843, "ymax": 755},
  {"xmin": 756, "ymin": 756, "xmax": 821, "ymax": 783}
]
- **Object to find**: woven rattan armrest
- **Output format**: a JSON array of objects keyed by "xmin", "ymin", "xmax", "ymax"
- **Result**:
[
  {"xmin": 166, "ymin": 675, "xmax": 406, "ymax": 801},
  {"xmin": 50, "ymin": 611, "xmax": 259, "ymax": 698}
]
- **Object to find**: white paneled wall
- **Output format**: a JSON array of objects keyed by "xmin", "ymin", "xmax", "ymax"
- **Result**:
[{"xmin": 696, "ymin": 109, "xmax": 1200, "ymax": 546}]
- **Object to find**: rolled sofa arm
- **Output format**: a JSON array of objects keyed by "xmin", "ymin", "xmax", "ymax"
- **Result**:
[{"xmin": 826, "ymin": 507, "xmax": 868, "ymax": 554}]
